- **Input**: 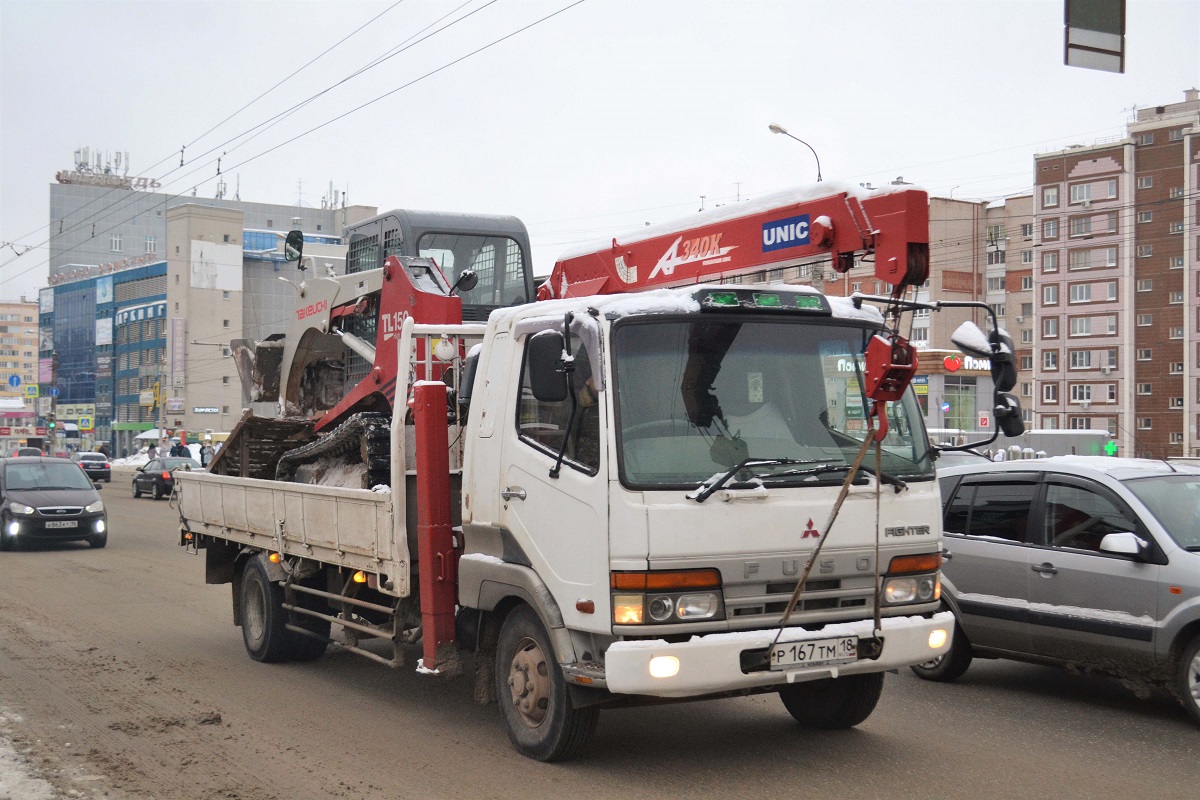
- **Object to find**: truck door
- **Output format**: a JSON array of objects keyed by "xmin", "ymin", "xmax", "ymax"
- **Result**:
[{"xmin": 497, "ymin": 332, "xmax": 609, "ymax": 634}]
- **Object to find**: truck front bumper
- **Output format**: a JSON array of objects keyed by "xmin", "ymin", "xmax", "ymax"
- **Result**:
[{"xmin": 603, "ymin": 611, "xmax": 953, "ymax": 698}]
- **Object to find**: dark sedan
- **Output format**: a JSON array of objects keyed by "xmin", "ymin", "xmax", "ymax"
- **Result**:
[
  {"xmin": 0, "ymin": 457, "xmax": 107, "ymax": 550},
  {"xmin": 132, "ymin": 457, "xmax": 202, "ymax": 500},
  {"xmin": 72, "ymin": 452, "xmax": 112, "ymax": 482}
]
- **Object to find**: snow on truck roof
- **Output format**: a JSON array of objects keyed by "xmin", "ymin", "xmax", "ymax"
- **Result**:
[
  {"xmin": 554, "ymin": 180, "xmax": 926, "ymax": 262},
  {"xmin": 489, "ymin": 284, "xmax": 884, "ymax": 330}
]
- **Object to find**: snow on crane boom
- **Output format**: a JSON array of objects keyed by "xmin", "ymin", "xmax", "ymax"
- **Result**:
[{"xmin": 539, "ymin": 182, "xmax": 929, "ymax": 301}]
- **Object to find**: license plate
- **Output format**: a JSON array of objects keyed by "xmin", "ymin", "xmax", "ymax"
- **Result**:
[
  {"xmin": 768, "ymin": 636, "xmax": 858, "ymax": 669},
  {"xmin": 44, "ymin": 520, "xmax": 78, "ymax": 529}
]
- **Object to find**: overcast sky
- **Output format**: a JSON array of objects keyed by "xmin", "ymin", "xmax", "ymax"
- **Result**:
[{"xmin": 1, "ymin": 0, "xmax": 1196, "ymax": 302}]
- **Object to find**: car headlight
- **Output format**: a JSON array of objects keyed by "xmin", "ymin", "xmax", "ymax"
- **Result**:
[
  {"xmin": 9, "ymin": 503, "xmax": 34, "ymax": 515},
  {"xmin": 85, "ymin": 500, "xmax": 104, "ymax": 513}
]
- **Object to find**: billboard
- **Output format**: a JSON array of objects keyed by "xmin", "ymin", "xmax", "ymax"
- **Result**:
[
  {"xmin": 95, "ymin": 318, "xmax": 113, "ymax": 346},
  {"xmin": 38, "ymin": 287, "xmax": 54, "ymax": 314}
]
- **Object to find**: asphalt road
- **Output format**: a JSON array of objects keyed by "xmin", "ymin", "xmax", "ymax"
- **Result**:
[{"xmin": 0, "ymin": 469, "xmax": 1196, "ymax": 800}]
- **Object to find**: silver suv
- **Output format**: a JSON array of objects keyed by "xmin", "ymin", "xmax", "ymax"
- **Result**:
[{"xmin": 918, "ymin": 456, "xmax": 1200, "ymax": 725}]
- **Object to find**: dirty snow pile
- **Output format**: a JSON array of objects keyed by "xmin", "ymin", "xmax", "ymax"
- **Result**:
[{"xmin": 0, "ymin": 710, "xmax": 57, "ymax": 800}]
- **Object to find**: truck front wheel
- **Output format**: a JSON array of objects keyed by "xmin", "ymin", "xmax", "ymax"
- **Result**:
[
  {"xmin": 778, "ymin": 672, "xmax": 884, "ymax": 729},
  {"xmin": 240, "ymin": 558, "xmax": 291, "ymax": 663},
  {"xmin": 495, "ymin": 605, "xmax": 598, "ymax": 761}
]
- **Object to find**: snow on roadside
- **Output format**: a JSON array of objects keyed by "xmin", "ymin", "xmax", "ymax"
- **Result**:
[{"xmin": 0, "ymin": 710, "xmax": 57, "ymax": 800}]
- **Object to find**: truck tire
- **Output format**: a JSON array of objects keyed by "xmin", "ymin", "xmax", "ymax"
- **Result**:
[
  {"xmin": 495, "ymin": 605, "xmax": 598, "ymax": 761},
  {"xmin": 910, "ymin": 623, "xmax": 973, "ymax": 682},
  {"xmin": 285, "ymin": 583, "xmax": 330, "ymax": 662},
  {"xmin": 1177, "ymin": 633, "xmax": 1200, "ymax": 726},
  {"xmin": 778, "ymin": 672, "xmax": 884, "ymax": 729},
  {"xmin": 240, "ymin": 558, "xmax": 291, "ymax": 663}
]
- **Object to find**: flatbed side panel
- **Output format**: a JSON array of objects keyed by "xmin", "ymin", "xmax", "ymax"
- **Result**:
[{"xmin": 177, "ymin": 471, "xmax": 406, "ymax": 594}]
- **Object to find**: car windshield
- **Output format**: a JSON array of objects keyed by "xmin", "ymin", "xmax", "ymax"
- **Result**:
[
  {"xmin": 612, "ymin": 318, "xmax": 933, "ymax": 488},
  {"xmin": 4, "ymin": 462, "xmax": 94, "ymax": 491},
  {"xmin": 1122, "ymin": 474, "xmax": 1200, "ymax": 549},
  {"xmin": 162, "ymin": 458, "xmax": 201, "ymax": 470}
]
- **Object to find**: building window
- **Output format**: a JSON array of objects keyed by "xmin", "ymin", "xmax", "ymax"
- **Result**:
[
  {"xmin": 222, "ymin": 376, "xmax": 230, "ymax": 385},
  {"xmin": 1137, "ymin": 278, "xmax": 1153, "ymax": 292},
  {"xmin": 1137, "ymin": 176, "xmax": 1153, "ymax": 189},
  {"xmin": 1170, "ymin": 256, "xmax": 1184, "ymax": 269},
  {"xmin": 1137, "ymin": 211, "xmax": 1152, "ymax": 223},
  {"xmin": 851, "ymin": 283, "xmax": 860, "ymax": 292},
  {"xmin": 1042, "ymin": 415, "xmax": 1060, "ymax": 430},
  {"xmin": 1102, "ymin": 247, "xmax": 1117, "ymax": 266},
  {"xmin": 987, "ymin": 276, "xmax": 1006, "ymax": 291},
  {"xmin": 1137, "ymin": 417, "xmax": 1151, "ymax": 430},
  {"xmin": 990, "ymin": 303, "xmax": 1005, "ymax": 319},
  {"xmin": 1170, "ymin": 362, "xmax": 1183, "ymax": 374},
  {"xmin": 1135, "ymin": 132, "xmax": 1153, "ymax": 145},
  {"xmin": 1069, "ymin": 184, "xmax": 1091, "ymax": 205},
  {"xmin": 222, "ymin": 405, "xmax": 230, "ymax": 414},
  {"xmin": 1022, "ymin": 302, "xmax": 1034, "ymax": 317},
  {"xmin": 1021, "ymin": 223, "xmax": 1033, "ymax": 239},
  {"xmin": 1107, "ymin": 384, "xmax": 1116, "ymax": 402},
  {"xmin": 1137, "ymin": 348, "xmax": 1151, "ymax": 361},
  {"xmin": 1021, "ymin": 382, "xmax": 1033, "ymax": 397},
  {"xmin": 1021, "ymin": 276, "xmax": 1033, "ymax": 290},
  {"xmin": 1137, "ymin": 383, "xmax": 1151, "ymax": 395},
  {"xmin": 1137, "ymin": 313, "xmax": 1152, "ymax": 326},
  {"xmin": 266, "ymin": 220, "xmax": 273, "ymax": 227},
  {"xmin": 1170, "ymin": 432, "xmax": 1184, "ymax": 444},
  {"xmin": 1171, "ymin": 326, "xmax": 1184, "ymax": 339},
  {"xmin": 1069, "ymin": 417, "xmax": 1092, "ymax": 430},
  {"xmin": 1043, "ymin": 285, "xmax": 1058, "ymax": 305},
  {"xmin": 1043, "ymin": 350, "xmax": 1059, "ymax": 370},
  {"xmin": 1170, "ymin": 291, "xmax": 1184, "ymax": 304},
  {"xmin": 223, "ymin": 290, "xmax": 230, "ymax": 300},
  {"xmin": 1170, "ymin": 397, "xmax": 1184, "ymax": 409},
  {"xmin": 1021, "ymin": 329, "xmax": 1033, "ymax": 344},
  {"xmin": 1043, "ymin": 317, "xmax": 1059, "ymax": 338},
  {"xmin": 987, "ymin": 250, "xmax": 1007, "ymax": 265},
  {"xmin": 1070, "ymin": 284, "xmax": 1091, "ymax": 303},
  {"xmin": 1070, "ymin": 317, "xmax": 1092, "ymax": 336},
  {"xmin": 1043, "ymin": 251, "xmax": 1059, "ymax": 272},
  {"xmin": 1043, "ymin": 219, "xmax": 1059, "ymax": 239},
  {"xmin": 1069, "ymin": 216, "xmax": 1093, "ymax": 237},
  {"xmin": 1043, "ymin": 187, "xmax": 1059, "ymax": 208},
  {"xmin": 1137, "ymin": 245, "xmax": 1153, "ymax": 258},
  {"xmin": 1169, "ymin": 129, "xmax": 1184, "ymax": 142},
  {"xmin": 1170, "ymin": 222, "xmax": 1185, "ymax": 234},
  {"xmin": 1020, "ymin": 355, "xmax": 1033, "ymax": 370},
  {"xmin": 110, "ymin": 233, "xmax": 122, "ymax": 252},
  {"xmin": 1021, "ymin": 251, "xmax": 1033, "ymax": 265},
  {"xmin": 1169, "ymin": 187, "xmax": 1185, "ymax": 199},
  {"xmin": 1105, "ymin": 179, "xmax": 1117, "ymax": 198},
  {"xmin": 1043, "ymin": 383, "xmax": 1059, "ymax": 403},
  {"xmin": 145, "ymin": 235, "xmax": 157, "ymax": 254},
  {"xmin": 223, "ymin": 319, "xmax": 230, "ymax": 328},
  {"xmin": 1069, "ymin": 350, "xmax": 1092, "ymax": 369},
  {"xmin": 223, "ymin": 234, "xmax": 231, "ymax": 243}
]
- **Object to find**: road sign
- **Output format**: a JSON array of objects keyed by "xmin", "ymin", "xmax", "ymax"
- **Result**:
[
  {"xmin": 79, "ymin": 416, "xmax": 94, "ymax": 431},
  {"xmin": 49, "ymin": 387, "xmax": 60, "ymax": 397},
  {"xmin": 978, "ymin": 412, "xmax": 990, "ymax": 428},
  {"xmin": 7, "ymin": 375, "xmax": 19, "ymax": 389},
  {"xmin": 24, "ymin": 385, "xmax": 38, "ymax": 398}
]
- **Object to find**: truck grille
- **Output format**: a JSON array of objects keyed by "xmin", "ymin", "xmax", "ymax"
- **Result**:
[{"xmin": 724, "ymin": 576, "xmax": 875, "ymax": 623}]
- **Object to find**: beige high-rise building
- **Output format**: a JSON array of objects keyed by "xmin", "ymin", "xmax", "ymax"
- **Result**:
[{"xmin": 0, "ymin": 300, "xmax": 40, "ymax": 450}]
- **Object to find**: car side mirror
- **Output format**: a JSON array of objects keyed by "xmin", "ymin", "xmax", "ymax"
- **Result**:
[
  {"xmin": 1099, "ymin": 531, "xmax": 1146, "ymax": 557},
  {"xmin": 527, "ymin": 330, "xmax": 569, "ymax": 403}
]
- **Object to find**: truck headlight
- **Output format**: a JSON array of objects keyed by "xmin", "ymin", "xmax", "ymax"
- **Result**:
[
  {"xmin": 85, "ymin": 500, "xmax": 104, "ymax": 513},
  {"xmin": 610, "ymin": 570, "xmax": 725, "ymax": 625},
  {"xmin": 883, "ymin": 574, "xmax": 941, "ymax": 605},
  {"xmin": 9, "ymin": 503, "xmax": 34, "ymax": 515}
]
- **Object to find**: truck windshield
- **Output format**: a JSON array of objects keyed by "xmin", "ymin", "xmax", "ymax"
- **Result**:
[{"xmin": 612, "ymin": 318, "xmax": 933, "ymax": 488}]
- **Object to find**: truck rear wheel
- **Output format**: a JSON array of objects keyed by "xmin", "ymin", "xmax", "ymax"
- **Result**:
[
  {"xmin": 495, "ymin": 605, "xmax": 598, "ymax": 761},
  {"xmin": 285, "ymin": 583, "xmax": 331, "ymax": 662},
  {"xmin": 240, "ymin": 558, "xmax": 291, "ymax": 663},
  {"xmin": 778, "ymin": 672, "xmax": 884, "ymax": 729}
]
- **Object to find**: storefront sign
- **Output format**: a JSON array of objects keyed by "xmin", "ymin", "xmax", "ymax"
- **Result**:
[{"xmin": 192, "ymin": 407, "xmax": 219, "ymax": 414}]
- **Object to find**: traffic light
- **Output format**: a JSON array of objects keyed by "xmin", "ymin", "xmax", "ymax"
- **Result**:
[{"xmin": 47, "ymin": 413, "xmax": 56, "ymax": 430}]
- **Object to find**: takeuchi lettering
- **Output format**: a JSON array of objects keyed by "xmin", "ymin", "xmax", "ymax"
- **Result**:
[{"xmin": 296, "ymin": 300, "xmax": 329, "ymax": 320}]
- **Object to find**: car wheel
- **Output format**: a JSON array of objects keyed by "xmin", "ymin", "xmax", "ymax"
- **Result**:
[
  {"xmin": 132, "ymin": 480, "xmax": 142, "ymax": 498},
  {"xmin": 778, "ymin": 672, "xmax": 884, "ymax": 729},
  {"xmin": 0, "ymin": 516, "xmax": 12, "ymax": 552},
  {"xmin": 240, "ymin": 557, "xmax": 291, "ymax": 663},
  {"xmin": 88, "ymin": 532, "xmax": 108, "ymax": 549},
  {"xmin": 1177, "ymin": 634, "xmax": 1200, "ymax": 726},
  {"xmin": 153, "ymin": 482, "xmax": 164, "ymax": 500},
  {"xmin": 495, "ymin": 605, "xmax": 599, "ymax": 761},
  {"xmin": 910, "ymin": 622, "xmax": 974, "ymax": 682}
]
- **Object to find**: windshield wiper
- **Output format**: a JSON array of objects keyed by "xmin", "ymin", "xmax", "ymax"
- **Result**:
[
  {"xmin": 687, "ymin": 458, "xmax": 823, "ymax": 503},
  {"xmin": 761, "ymin": 464, "xmax": 908, "ymax": 493}
]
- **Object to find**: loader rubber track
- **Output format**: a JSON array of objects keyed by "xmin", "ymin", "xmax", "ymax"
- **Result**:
[{"xmin": 275, "ymin": 411, "xmax": 392, "ymax": 488}]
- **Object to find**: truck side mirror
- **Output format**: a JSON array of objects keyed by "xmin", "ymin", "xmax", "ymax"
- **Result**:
[
  {"xmin": 527, "ymin": 331, "xmax": 569, "ymax": 403},
  {"xmin": 284, "ymin": 230, "xmax": 304, "ymax": 262},
  {"xmin": 994, "ymin": 392, "xmax": 1025, "ymax": 437},
  {"xmin": 450, "ymin": 270, "xmax": 478, "ymax": 296}
]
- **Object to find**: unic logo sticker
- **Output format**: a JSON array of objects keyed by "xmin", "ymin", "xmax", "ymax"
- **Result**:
[{"xmin": 762, "ymin": 214, "xmax": 810, "ymax": 253}]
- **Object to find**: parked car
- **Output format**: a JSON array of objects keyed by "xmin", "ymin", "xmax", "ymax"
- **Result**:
[
  {"xmin": 11, "ymin": 447, "xmax": 44, "ymax": 457},
  {"xmin": 72, "ymin": 451, "xmax": 111, "ymax": 482},
  {"xmin": 132, "ymin": 457, "xmax": 201, "ymax": 500},
  {"xmin": 917, "ymin": 457, "xmax": 1200, "ymax": 725},
  {"xmin": 0, "ymin": 457, "xmax": 107, "ymax": 550}
]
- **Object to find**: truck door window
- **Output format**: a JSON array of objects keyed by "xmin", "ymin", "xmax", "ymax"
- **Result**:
[
  {"xmin": 1043, "ymin": 482, "xmax": 1137, "ymax": 552},
  {"xmin": 515, "ymin": 333, "xmax": 599, "ymax": 473},
  {"xmin": 962, "ymin": 482, "xmax": 1037, "ymax": 543}
]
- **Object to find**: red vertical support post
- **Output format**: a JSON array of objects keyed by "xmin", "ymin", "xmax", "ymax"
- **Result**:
[{"xmin": 413, "ymin": 381, "xmax": 457, "ymax": 670}]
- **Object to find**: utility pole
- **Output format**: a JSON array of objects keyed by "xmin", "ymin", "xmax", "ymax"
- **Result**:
[{"xmin": 48, "ymin": 351, "xmax": 58, "ymax": 455}]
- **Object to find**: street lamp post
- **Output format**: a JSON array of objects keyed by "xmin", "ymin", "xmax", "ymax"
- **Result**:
[{"xmin": 768, "ymin": 123, "xmax": 823, "ymax": 183}]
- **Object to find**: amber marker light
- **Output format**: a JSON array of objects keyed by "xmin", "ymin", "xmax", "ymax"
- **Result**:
[
  {"xmin": 268, "ymin": 552, "xmax": 281, "ymax": 564},
  {"xmin": 352, "ymin": 570, "xmax": 368, "ymax": 584},
  {"xmin": 888, "ymin": 553, "xmax": 942, "ymax": 574}
]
